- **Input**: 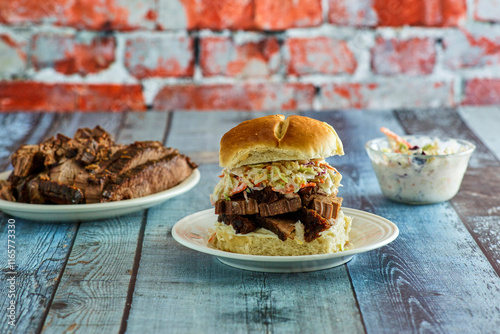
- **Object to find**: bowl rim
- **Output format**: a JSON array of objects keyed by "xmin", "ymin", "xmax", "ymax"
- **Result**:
[{"xmin": 364, "ymin": 135, "xmax": 476, "ymax": 158}]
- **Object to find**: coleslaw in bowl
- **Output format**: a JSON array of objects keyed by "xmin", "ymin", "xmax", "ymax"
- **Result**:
[{"xmin": 365, "ymin": 128, "xmax": 475, "ymax": 204}]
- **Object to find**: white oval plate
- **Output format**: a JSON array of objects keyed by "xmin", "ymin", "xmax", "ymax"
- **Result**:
[
  {"xmin": 172, "ymin": 208, "xmax": 399, "ymax": 273},
  {"xmin": 0, "ymin": 169, "xmax": 200, "ymax": 222}
]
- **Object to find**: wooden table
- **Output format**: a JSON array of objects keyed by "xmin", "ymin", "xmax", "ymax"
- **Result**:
[{"xmin": 0, "ymin": 108, "xmax": 499, "ymax": 334}]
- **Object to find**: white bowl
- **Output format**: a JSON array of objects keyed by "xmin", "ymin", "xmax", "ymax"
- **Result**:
[{"xmin": 365, "ymin": 135, "xmax": 475, "ymax": 205}]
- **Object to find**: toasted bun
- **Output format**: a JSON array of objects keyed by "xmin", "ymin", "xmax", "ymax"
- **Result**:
[
  {"xmin": 219, "ymin": 115, "xmax": 344, "ymax": 168},
  {"xmin": 210, "ymin": 211, "xmax": 352, "ymax": 256}
]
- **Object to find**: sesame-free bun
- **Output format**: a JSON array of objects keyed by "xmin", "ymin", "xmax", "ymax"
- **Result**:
[
  {"xmin": 219, "ymin": 115, "xmax": 344, "ymax": 168},
  {"xmin": 210, "ymin": 211, "xmax": 352, "ymax": 256}
]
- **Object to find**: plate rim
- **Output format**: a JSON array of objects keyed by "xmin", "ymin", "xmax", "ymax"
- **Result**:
[
  {"xmin": 172, "ymin": 207, "xmax": 399, "ymax": 263},
  {"xmin": 0, "ymin": 169, "xmax": 200, "ymax": 213}
]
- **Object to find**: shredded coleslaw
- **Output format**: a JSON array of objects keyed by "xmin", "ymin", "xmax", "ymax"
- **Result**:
[{"xmin": 210, "ymin": 159, "xmax": 342, "ymax": 204}]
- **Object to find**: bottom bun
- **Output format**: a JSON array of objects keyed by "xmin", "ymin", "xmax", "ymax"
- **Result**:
[{"xmin": 210, "ymin": 211, "xmax": 352, "ymax": 256}]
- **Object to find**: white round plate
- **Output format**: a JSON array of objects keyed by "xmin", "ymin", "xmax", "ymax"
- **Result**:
[
  {"xmin": 0, "ymin": 169, "xmax": 200, "ymax": 222},
  {"xmin": 172, "ymin": 208, "xmax": 399, "ymax": 273}
]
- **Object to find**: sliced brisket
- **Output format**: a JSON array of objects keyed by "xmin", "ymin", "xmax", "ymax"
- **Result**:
[
  {"xmin": 300, "ymin": 208, "xmax": 333, "ymax": 242},
  {"xmin": 256, "ymin": 214, "xmax": 296, "ymax": 241},
  {"xmin": 214, "ymin": 198, "xmax": 259, "ymax": 216},
  {"xmin": 38, "ymin": 180, "xmax": 85, "ymax": 204},
  {"xmin": 258, "ymin": 194, "xmax": 302, "ymax": 217},
  {"xmin": 10, "ymin": 145, "xmax": 43, "ymax": 177},
  {"xmin": 0, "ymin": 181, "xmax": 15, "ymax": 202},
  {"xmin": 307, "ymin": 195, "xmax": 343, "ymax": 220},
  {"xmin": 101, "ymin": 153, "xmax": 197, "ymax": 202},
  {"xmin": 218, "ymin": 214, "xmax": 257, "ymax": 234}
]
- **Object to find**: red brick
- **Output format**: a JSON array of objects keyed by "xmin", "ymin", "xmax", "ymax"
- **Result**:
[
  {"xmin": 373, "ymin": 0, "xmax": 466, "ymax": 27},
  {"xmin": 124, "ymin": 36, "xmax": 194, "ymax": 79},
  {"xmin": 0, "ymin": 34, "xmax": 28, "ymax": 76},
  {"xmin": 0, "ymin": 0, "xmax": 156, "ymax": 30},
  {"xmin": 153, "ymin": 83, "xmax": 315, "ymax": 111},
  {"xmin": 475, "ymin": 0, "xmax": 500, "ymax": 23},
  {"xmin": 0, "ymin": 82, "xmax": 145, "ymax": 112},
  {"xmin": 254, "ymin": 0, "xmax": 322, "ymax": 30},
  {"xmin": 328, "ymin": 0, "xmax": 378, "ymax": 26},
  {"xmin": 320, "ymin": 80, "xmax": 454, "ymax": 109},
  {"xmin": 443, "ymin": 29, "xmax": 500, "ymax": 69},
  {"xmin": 200, "ymin": 37, "xmax": 280, "ymax": 78},
  {"xmin": 371, "ymin": 37, "xmax": 436, "ymax": 75},
  {"xmin": 173, "ymin": 0, "xmax": 254, "ymax": 30},
  {"xmin": 463, "ymin": 79, "xmax": 500, "ymax": 105},
  {"xmin": 0, "ymin": 0, "xmax": 64, "ymax": 24},
  {"xmin": 31, "ymin": 34, "xmax": 116, "ymax": 75},
  {"xmin": 285, "ymin": 37, "xmax": 357, "ymax": 75}
]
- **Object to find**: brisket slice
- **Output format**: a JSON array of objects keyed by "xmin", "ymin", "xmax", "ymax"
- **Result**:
[
  {"xmin": 0, "ymin": 181, "xmax": 15, "ymax": 202},
  {"xmin": 309, "ymin": 195, "xmax": 342, "ymax": 220},
  {"xmin": 215, "ymin": 198, "xmax": 259, "ymax": 216},
  {"xmin": 256, "ymin": 214, "xmax": 297, "ymax": 241},
  {"xmin": 38, "ymin": 180, "xmax": 85, "ymax": 204},
  {"xmin": 101, "ymin": 153, "xmax": 197, "ymax": 202},
  {"xmin": 218, "ymin": 214, "xmax": 257, "ymax": 234},
  {"xmin": 258, "ymin": 194, "xmax": 302, "ymax": 217},
  {"xmin": 300, "ymin": 208, "xmax": 332, "ymax": 242},
  {"xmin": 10, "ymin": 145, "xmax": 43, "ymax": 177},
  {"xmin": 88, "ymin": 141, "xmax": 177, "ymax": 184}
]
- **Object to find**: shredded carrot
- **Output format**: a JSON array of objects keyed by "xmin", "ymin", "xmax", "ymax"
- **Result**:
[
  {"xmin": 218, "ymin": 174, "xmax": 224, "ymax": 178},
  {"xmin": 231, "ymin": 183, "xmax": 247, "ymax": 195},
  {"xmin": 255, "ymin": 182, "xmax": 262, "ymax": 187},
  {"xmin": 266, "ymin": 166, "xmax": 272, "ymax": 170},
  {"xmin": 380, "ymin": 127, "xmax": 411, "ymax": 147},
  {"xmin": 208, "ymin": 232, "xmax": 216, "ymax": 244},
  {"xmin": 301, "ymin": 182, "xmax": 317, "ymax": 188},
  {"xmin": 319, "ymin": 179, "xmax": 325, "ymax": 184}
]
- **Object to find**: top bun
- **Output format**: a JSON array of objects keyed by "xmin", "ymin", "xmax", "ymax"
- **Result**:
[{"xmin": 219, "ymin": 115, "xmax": 344, "ymax": 168}]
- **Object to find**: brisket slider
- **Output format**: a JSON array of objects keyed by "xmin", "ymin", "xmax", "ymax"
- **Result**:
[{"xmin": 209, "ymin": 115, "xmax": 352, "ymax": 256}]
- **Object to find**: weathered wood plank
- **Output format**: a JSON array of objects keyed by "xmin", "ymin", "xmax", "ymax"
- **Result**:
[
  {"xmin": 395, "ymin": 108, "xmax": 500, "ymax": 276},
  {"xmin": 459, "ymin": 106, "xmax": 500, "ymax": 160},
  {"xmin": 0, "ymin": 113, "xmax": 125, "ymax": 334},
  {"xmin": 311, "ymin": 110, "xmax": 500, "ymax": 333},
  {"xmin": 125, "ymin": 112, "xmax": 365, "ymax": 334},
  {"xmin": 42, "ymin": 112, "xmax": 169, "ymax": 334}
]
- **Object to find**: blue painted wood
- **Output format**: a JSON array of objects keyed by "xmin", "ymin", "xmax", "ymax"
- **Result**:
[
  {"xmin": 42, "ymin": 112, "xmax": 169, "ymax": 334},
  {"xmin": 125, "ymin": 112, "xmax": 365, "ymax": 334},
  {"xmin": 0, "ymin": 113, "xmax": 124, "ymax": 334},
  {"xmin": 395, "ymin": 108, "xmax": 500, "ymax": 276},
  {"xmin": 310, "ymin": 110, "xmax": 500, "ymax": 333}
]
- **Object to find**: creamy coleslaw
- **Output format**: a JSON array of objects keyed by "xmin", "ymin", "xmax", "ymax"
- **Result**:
[{"xmin": 210, "ymin": 159, "xmax": 342, "ymax": 204}]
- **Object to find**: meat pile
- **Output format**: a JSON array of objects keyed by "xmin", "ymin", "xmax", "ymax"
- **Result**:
[
  {"xmin": 215, "ymin": 186, "xmax": 343, "ymax": 242},
  {"xmin": 0, "ymin": 126, "xmax": 197, "ymax": 204}
]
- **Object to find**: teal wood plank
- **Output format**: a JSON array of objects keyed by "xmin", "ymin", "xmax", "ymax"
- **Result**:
[
  {"xmin": 125, "ymin": 112, "xmax": 365, "ymax": 334},
  {"xmin": 42, "ymin": 112, "xmax": 169, "ymax": 334},
  {"xmin": 0, "ymin": 113, "xmax": 124, "ymax": 334},
  {"xmin": 395, "ymin": 108, "xmax": 500, "ymax": 276},
  {"xmin": 311, "ymin": 110, "xmax": 500, "ymax": 333},
  {"xmin": 459, "ymin": 106, "xmax": 500, "ymax": 161}
]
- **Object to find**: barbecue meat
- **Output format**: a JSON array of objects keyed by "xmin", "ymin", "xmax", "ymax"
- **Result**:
[
  {"xmin": 258, "ymin": 194, "xmax": 302, "ymax": 217},
  {"xmin": 215, "ymin": 198, "xmax": 259, "ymax": 216},
  {"xmin": 218, "ymin": 214, "xmax": 257, "ymax": 234},
  {"xmin": 300, "ymin": 208, "xmax": 333, "ymax": 242},
  {"xmin": 1, "ymin": 126, "xmax": 197, "ymax": 205},
  {"xmin": 101, "ymin": 153, "xmax": 197, "ymax": 202},
  {"xmin": 256, "ymin": 215, "xmax": 296, "ymax": 241}
]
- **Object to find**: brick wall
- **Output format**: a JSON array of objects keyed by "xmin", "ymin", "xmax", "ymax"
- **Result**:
[{"xmin": 1, "ymin": 0, "xmax": 500, "ymax": 112}]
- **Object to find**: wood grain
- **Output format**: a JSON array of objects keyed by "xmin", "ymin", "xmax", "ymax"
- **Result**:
[
  {"xmin": 42, "ymin": 112, "xmax": 169, "ymax": 334},
  {"xmin": 459, "ymin": 106, "xmax": 500, "ymax": 160},
  {"xmin": 395, "ymin": 108, "xmax": 500, "ymax": 276},
  {"xmin": 310, "ymin": 110, "xmax": 500, "ymax": 333},
  {"xmin": 0, "ymin": 113, "xmax": 125, "ymax": 334},
  {"xmin": 125, "ymin": 112, "xmax": 365, "ymax": 334}
]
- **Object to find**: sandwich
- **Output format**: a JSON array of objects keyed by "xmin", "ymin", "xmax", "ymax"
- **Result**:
[{"xmin": 209, "ymin": 114, "xmax": 351, "ymax": 256}]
